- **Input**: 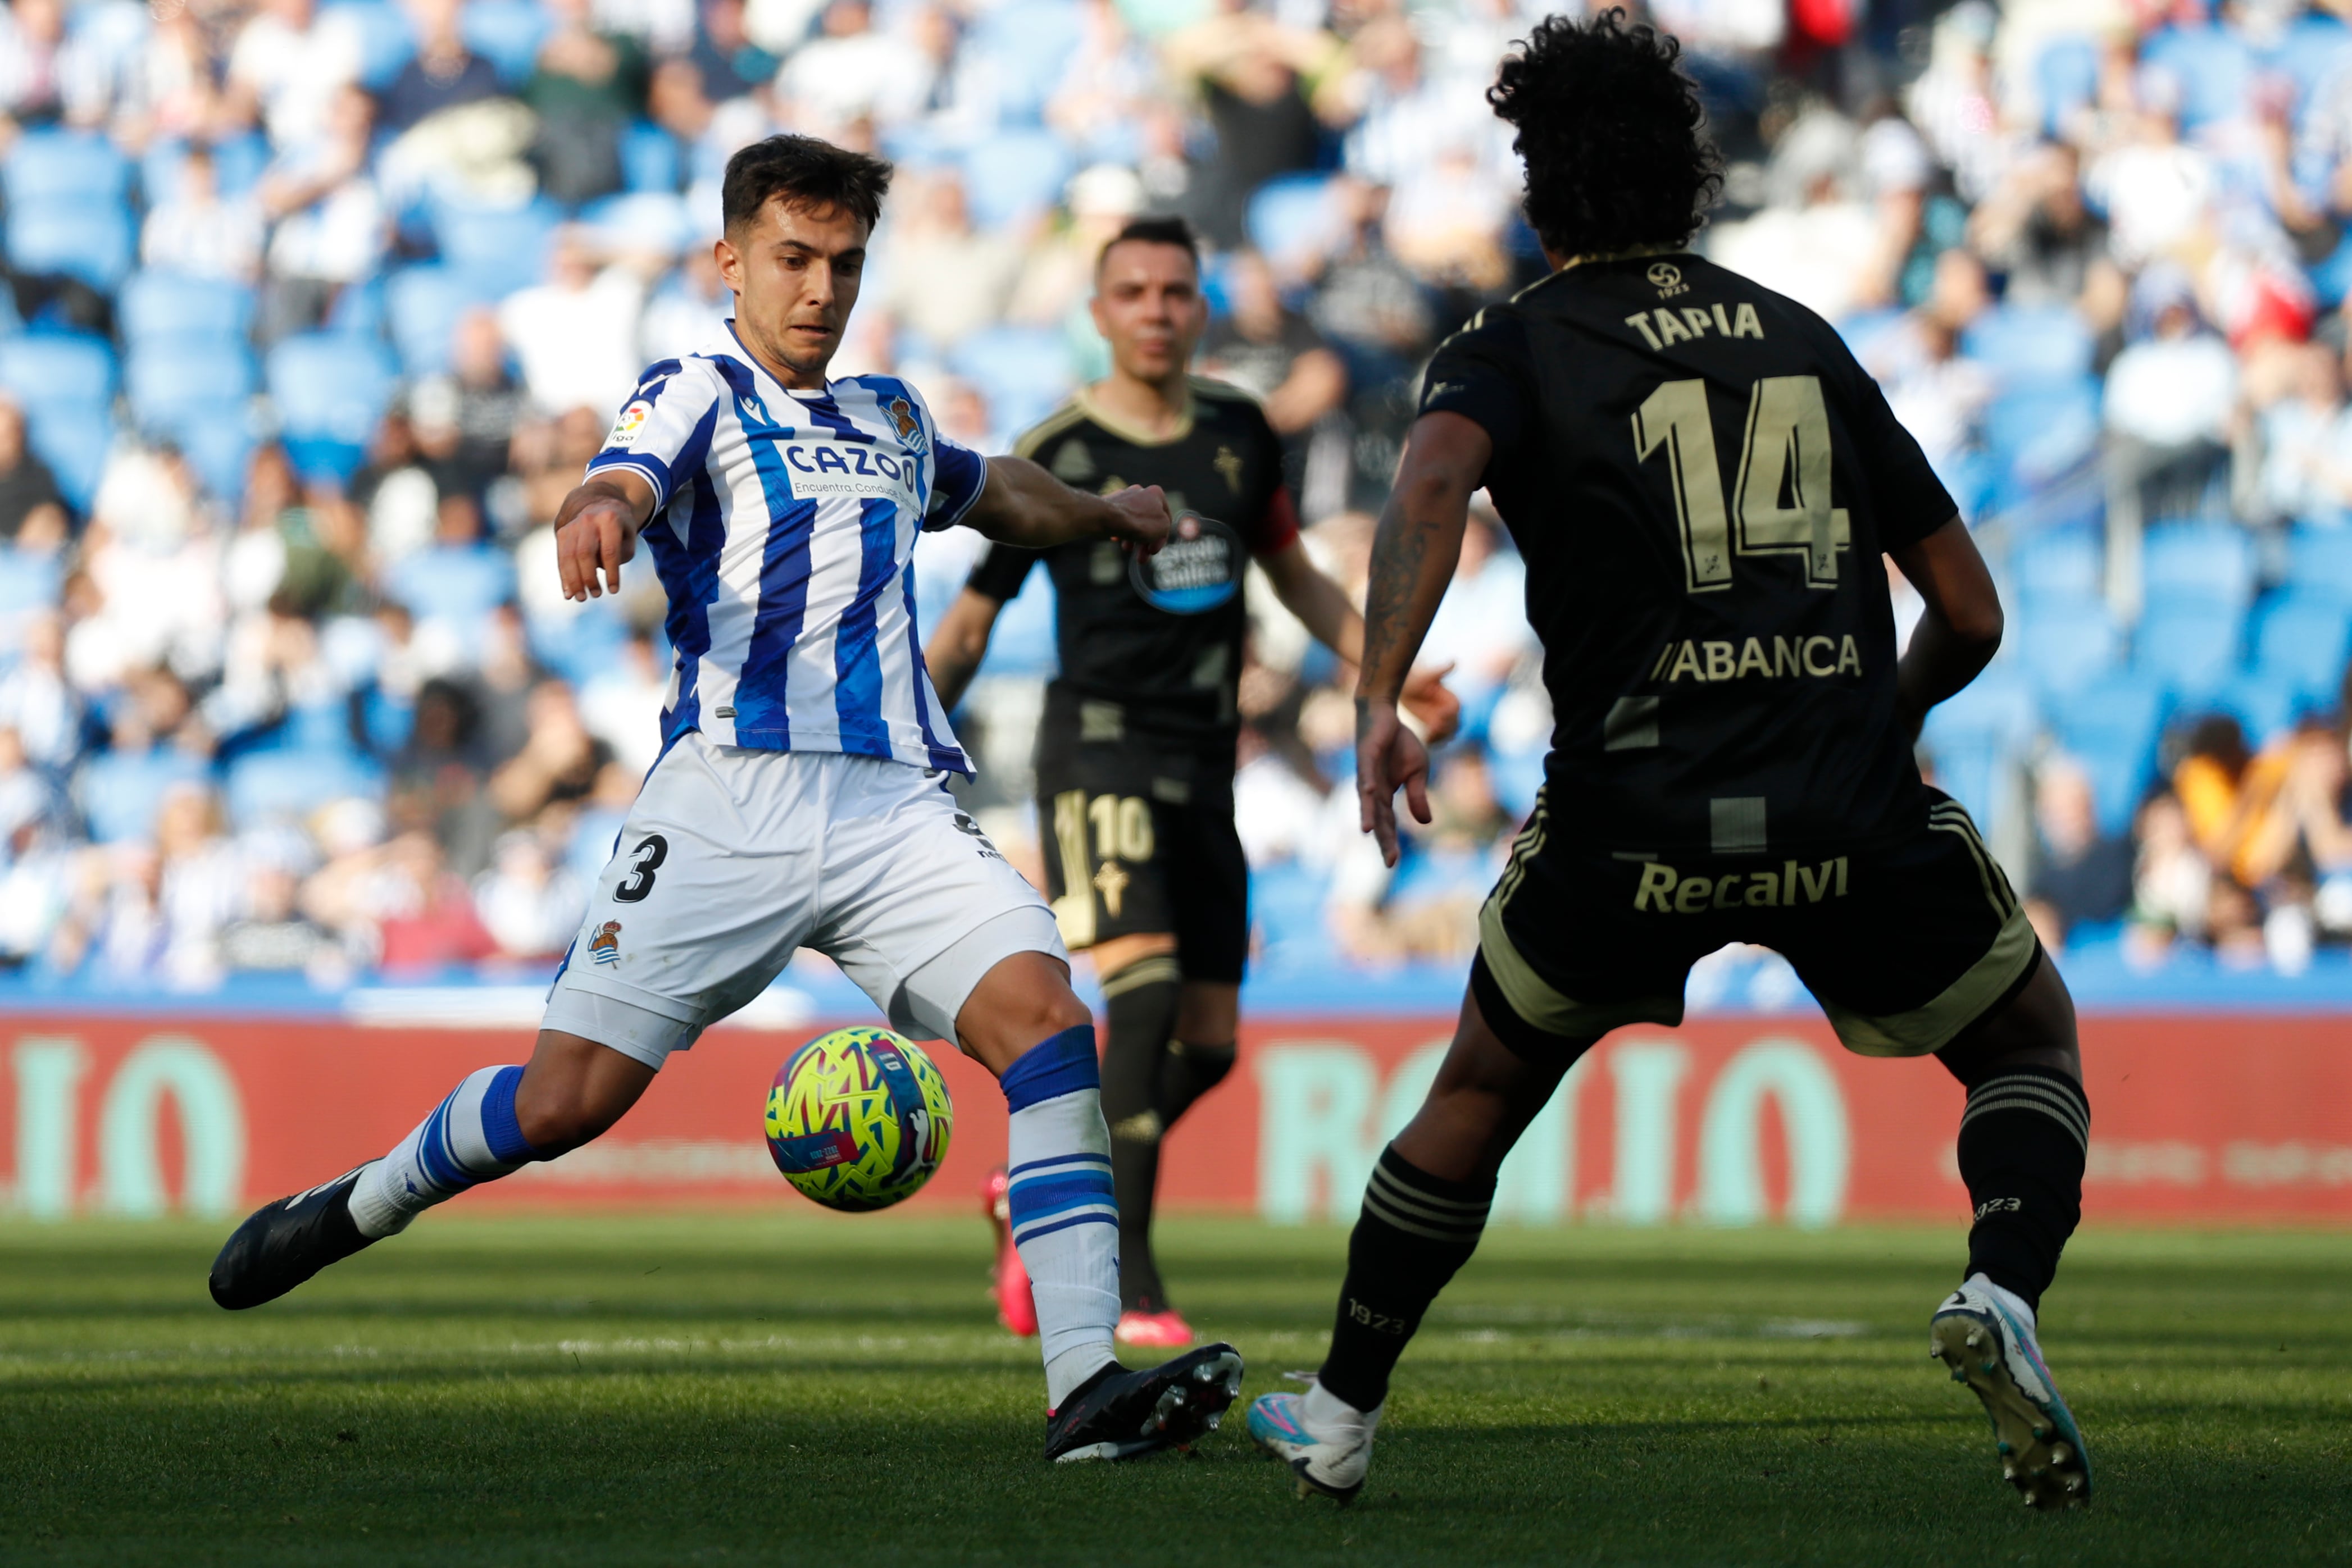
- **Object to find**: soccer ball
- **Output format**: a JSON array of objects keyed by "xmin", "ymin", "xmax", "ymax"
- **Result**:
[{"xmin": 764, "ymin": 1026, "xmax": 954, "ymax": 1211}]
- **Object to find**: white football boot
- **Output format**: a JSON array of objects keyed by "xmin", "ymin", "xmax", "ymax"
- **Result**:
[
  {"xmin": 1248, "ymin": 1381, "xmax": 1382, "ymax": 1503},
  {"xmin": 1930, "ymin": 1273, "xmax": 2092, "ymax": 1509}
]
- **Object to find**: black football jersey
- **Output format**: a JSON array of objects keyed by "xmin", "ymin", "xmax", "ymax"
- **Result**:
[
  {"xmin": 1420, "ymin": 251, "xmax": 1956, "ymax": 857},
  {"xmin": 966, "ymin": 379, "xmax": 1298, "ymax": 754}
]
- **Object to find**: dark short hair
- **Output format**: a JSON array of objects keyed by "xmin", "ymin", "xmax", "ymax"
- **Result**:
[
  {"xmin": 1488, "ymin": 10, "xmax": 1722, "ymax": 259},
  {"xmin": 1097, "ymin": 215, "xmax": 1200, "ymax": 276},
  {"xmin": 722, "ymin": 134, "xmax": 893, "ymax": 235}
]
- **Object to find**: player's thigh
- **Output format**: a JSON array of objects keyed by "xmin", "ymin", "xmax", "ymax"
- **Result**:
[
  {"xmin": 1776, "ymin": 793, "xmax": 2042, "ymax": 1060},
  {"xmin": 812, "ymin": 762, "xmax": 1074, "ymax": 1051},
  {"xmin": 543, "ymin": 735, "xmax": 819, "ymax": 1073},
  {"xmin": 1161, "ymin": 790, "xmax": 1249, "ymax": 988},
  {"xmin": 1035, "ymin": 760, "xmax": 1176, "ymax": 954},
  {"xmin": 1473, "ymin": 791, "xmax": 1716, "ymax": 1052}
]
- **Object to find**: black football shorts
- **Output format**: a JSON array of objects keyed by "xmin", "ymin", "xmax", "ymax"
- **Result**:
[
  {"xmin": 1472, "ymin": 786, "xmax": 2039, "ymax": 1058},
  {"xmin": 1035, "ymin": 742, "xmax": 1249, "ymax": 984}
]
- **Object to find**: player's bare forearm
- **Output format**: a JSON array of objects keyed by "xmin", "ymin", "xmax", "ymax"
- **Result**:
[
  {"xmin": 554, "ymin": 470, "xmax": 657, "ymax": 601},
  {"xmin": 1889, "ymin": 516, "xmax": 2001, "ymax": 736},
  {"xmin": 921, "ymin": 588, "xmax": 1004, "ymax": 712},
  {"xmin": 1261, "ymin": 539, "xmax": 1364, "ymax": 662},
  {"xmin": 1357, "ymin": 412, "xmax": 1489, "ymax": 708},
  {"xmin": 963, "ymin": 457, "xmax": 1171, "ymax": 554}
]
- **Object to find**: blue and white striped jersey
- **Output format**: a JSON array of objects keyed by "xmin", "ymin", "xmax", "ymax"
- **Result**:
[{"xmin": 585, "ymin": 327, "xmax": 987, "ymax": 773}]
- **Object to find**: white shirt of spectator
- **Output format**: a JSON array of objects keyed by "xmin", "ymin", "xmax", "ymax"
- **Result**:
[
  {"xmin": 2104, "ymin": 332, "xmax": 2238, "ymax": 449},
  {"xmin": 499, "ymin": 265, "xmax": 651, "ymax": 420},
  {"xmin": 228, "ymin": 4, "xmax": 364, "ymax": 150}
]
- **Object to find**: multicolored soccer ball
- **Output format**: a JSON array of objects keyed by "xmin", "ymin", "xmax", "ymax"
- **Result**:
[{"xmin": 763, "ymin": 1026, "xmax": 954, "ymax": 1211}]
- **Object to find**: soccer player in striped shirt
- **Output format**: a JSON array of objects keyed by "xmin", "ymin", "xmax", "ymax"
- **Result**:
[{"xmin": 208, "ymin": 135, "xmax": 1244, "ymax": 1464}]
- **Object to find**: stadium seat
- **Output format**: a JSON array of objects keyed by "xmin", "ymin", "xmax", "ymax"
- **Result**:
[
  {"xmin": 1962, "ymin": 304, "xmax": 2094, "ymax": 388},
  {"xmin": 2046, "ymin": 673, "xmax": 2168, "ymax": 836},
  {"xmin": 1980, "ymin": 376, "xmax": 2099, "ymax": 495},
  {"xmin": 430, "ymin": 197, "xmax": 559, "ymax": 301},
  {"xmin": 28, "ymin": 416, "xmax": 111, "ymax": 514},
  {"xmin": 968, "ymin": 0, "xmax": 1085, "ymax": 123},
  {"xmin": 2251, "ymin": 591, "xmax": 2352, "ymax": 701},
  {"xmin": 2007, "ymin": 526, "xmax": 2102, "ymax": 606},
  {"xmin": 961, "ymin": 130, "xmax": 1075, "ymax": 232},
  {"xmin": 463, "ymin": 0, "xmax": 552, "ymax": 85},
  {"xmin": 326, "ymin": 0, "xmax": 417, "ymax": 89},
  {"xmin": 0, "ymin": 547, "xmax": 60, "ymax": 654},
  {"xmin": 2133, "ymin": 600, "xmax": 2241, "ymax": 698},
  {"xmin": 1925, "ymin": 732, "xmax": 2001, "ymax": 830},
  {"xmin": 142, "ymin": 134, "xmax": 271, "ymax": 205},
  {"xmin": 620, "ymin": 122, "xmax": 684, "ymax": 195},
  {"xmin": 3, "ymin": 129, "xmax": 130, "ymax": 207},
  {"xmin": 2033, "ymin": 35, "xmax": 2100, "ymax": 137},
  {"xmin": 129, "ymin": 341, "xmax": 258, "ymax": 440},
  {"xmin": 266, "ymin": 332, "xmax": 398, "ymax": 482},
  {"xmin": 577, "ymin": 192, "xmax": 693, "ymax": 257},
  {"xmin": 2142, "ymin": 521, "xmax": 2255, "ymax": 611},
  {"xmin": 948, "ymin": 326, "xmax": 1073, "ymax": 436},
  {"xmin": 384, "ymin": 543, "xmax": 517, "ymax": 626},
  {"xmin": 386, "ymin": 265, "xmax": 472, "ymax": 377},
  {"xmin": 77, "ymin": 749, "xmax": 208, "ymax": 844},
  {"xmin": 2287, "ymin": 525, "xmax": 2352, "ymax": 601},
  {"xmin": 977, "ymin": 567, "xmax": 1057, "ymax": 678},
  {"xmin": 119, "ymin": 271, "xmax": 255, "ymax": 347},
  {"xmin": 5, "ymin": 199, "xmax": 134, "ymax": 291},
  {"xmin": 177, "ymin": 416, "xmax": 256, "ymax": 508},
  {"xmin": 1247, "ymin": 174, "xmax": 1338, "ymax": 269},
  {"xmin": 1249, "ymin": 860, "xmax": 1337, "ymax": 974},
  {"xmin": 225, "ymin": 748, "xmax": 386, "ymax": 829},
  {"xmin": 1922, "ymin": 662, "xmax": 2040, "ymax": 753},
  {"xmin": 2014, "ymin": 593, "xmax": 2118, "ymax": 694},
  {"xmin": 2210, "ymin": 670, "xmax": 2302, "ymax": 747},
  {"xmin": 2140, "ymin": 21, "xmax": 2253, "ymax": 133},
  {"xmin": 0, "ymin": 332, "xmax": 116, "ymax": 413}
]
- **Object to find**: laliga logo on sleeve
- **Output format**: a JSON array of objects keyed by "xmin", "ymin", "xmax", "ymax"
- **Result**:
[
  {"xmin": 1648, "ymin": 261, "xmax": 1688, "ymax": 298},
  {"xmin": 607, "ymin": 400, "xmax": 653, "ymax": 448},
  {"xmin": 1129, "ymin": 510, "xmax": 1242, "ymax": 614}
]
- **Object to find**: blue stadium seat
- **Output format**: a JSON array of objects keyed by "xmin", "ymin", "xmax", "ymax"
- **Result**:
[
  {"xmin": 976, "ymin": 567, "xmax": 1057, "ymax": 678},
  {"xmin": 4, "ymin": 129, "xmax": 130, "ymax": 207},
  {"xmin": 1925, "ymin": 732, "xmax": 1999, "ymax": 829},
  {"xmin": 578, "ymin": 192, "xmax": 693, "ymax": 257},
  {"xmin": 119, "ymin": 271, "xmax": 255, "ymax": 347},
  {"xmin": 430, "ymin": 197, "xmax": 558, "ymax": 300},
  {"xmin": 2133, "ymin": 600, "xmax": 2241, "ymax": 698},
  {"xmin": 6, "ymin": 199, "xmax": 134, "ymax": 291},
  {"xmin": 129, "ymin": 341, "xmax": 258, "ymax": 439},
  {"xmin": 0, "ymin": 331, "xmax": 116, "ymax": 412},
  {"xmin": 2140, "ymin": 22, "xmax": 2253, "ymax": 133},
  {"xmin": 1962, "ymin": 304, "xmax": 2093, "ymax": 387},
  {"xmin": 386, "ymin": 265, "xmax": 472, "ymax": 376},
  {"xmin": 2008, "ymin": 526, "xmax": 2101, "ymax": 605},
  {"xmin": 620, "ymin": 121, "xmax": 684, "ymax": 194},
  {"xmin": 2033, "ymin": 35, "xmax": 2100, "ymax": 136},
  {"xmin": 2142, "ymin": 521, "xmax": 2255, "ymax": 611},
  {"xmin": 1249, "ymin": 861, "xmax": 1336, "ymax": 974},
  {"xmin": 949, "ymin": 326, "xmax": 1073, "ymax": 436},
  {"xmin": 1980, "ymin": 376, "xmax": 2099, "ymax": 496},
  {"xmin": 2047, "ymin": 674, "xmax": 2168, "ymax": 836},
  {"xmin": 142, "ymin": 135, "xmax": 270, "ymax": 204},
  {"xmin": 2287, "ymin": 525, "xmax": 2352, "ymax": 601},
  {"xmin": 178, "ymin": 415, "xmax": 256, "ymax": 507},
  {"xmin": 2251, "ymin": 591, "xmax": 2352, "ymax": 701},
  {"xmin": 2210, "ymin": 670, "xmax": 2303, "ymax": 747},
  {"xmin": 2015, "ymin": 593, "xmax": 2118, "ymax": 694},
  {"xmin": 969, "ymin": 0, "xmax": 1085, "ymax": 123},
  {"xmin": 77, "ymin": 749, "xmax": 208, "ymax": 844},
  {"xmin": 326, "ymin": 0, "xmax": 417, "ymax": 89},
  {"xmin": 1248, "ymin": 174, "xmax": 1336, "ymax": 265},
  {"xmin": 463, "ymin": 0, "xmax": 552, "ymax": 84},
  {"xmin": 28, "ymin": 416, "xmax": 111, "ymax": 513},
  {"xmin": 225, "ymin": 747, "xmax": 385, "ymax": 828},
  {"xmin": 384, "ymin": 543, "xmax": 517, "ymax": 625},
  {"xmin": 266, "ymin": 332, "xmax": 397, "ymax": 482},
  {"xmin": 961, "ymin": 130, "xmax": 1074, "ymax": 231},
  {"xmin": 1922, "ymin": 662, "xmax": 2040, "ymax": 753}
]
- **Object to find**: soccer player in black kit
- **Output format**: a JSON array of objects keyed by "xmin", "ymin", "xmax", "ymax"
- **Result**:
[
  {"xmin": 1246, "ymin": 12, "xmax": 2094, "ymax": 1511},
  {"xmin": 926, "ymin": 216, "xmax": 1457, "ymax": 1347}
]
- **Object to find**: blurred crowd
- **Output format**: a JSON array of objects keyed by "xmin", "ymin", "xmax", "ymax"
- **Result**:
[{"xmin": 13, "ymin": 0, "xmax": 2352, "ymax": 990}]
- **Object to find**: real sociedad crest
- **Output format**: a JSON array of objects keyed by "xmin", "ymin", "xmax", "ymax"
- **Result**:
[{"xmin": 886, "ymin": 395, "xmax": 927, "ymax": 455}]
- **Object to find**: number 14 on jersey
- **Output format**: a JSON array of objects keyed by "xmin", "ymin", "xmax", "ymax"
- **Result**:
[{"xmin": 1632, "ymin": 375, "xmax": 1851, "ymax": 594}]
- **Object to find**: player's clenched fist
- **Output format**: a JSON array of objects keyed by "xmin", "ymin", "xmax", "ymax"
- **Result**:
[
  {"xmin": 1102, "ymin": 483, "xmax": 1171, "ymax": 557},
  {"xmin": 553, "ymin": 473, "xmax": 654, "ymax": 601}
]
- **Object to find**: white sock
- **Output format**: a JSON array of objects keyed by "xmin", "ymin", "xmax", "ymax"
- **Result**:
[
  {"xmin": 1968, "ymin": 1271, "xmax": 2038, "ymax": 1337},
  {"xmin": 348, "ymin": 1065, "xmax": 542, "ymax": 1239},
  {"xmin": 1303, "ymin": 1379, "xmax": 1381, "ymax": 1435},
  {"xmin": 999, "ymin": 1026, "xmax": 1121, "ymax": 1407}
]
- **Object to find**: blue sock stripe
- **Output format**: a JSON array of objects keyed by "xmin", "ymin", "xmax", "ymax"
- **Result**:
[
  {"xmin": 999, "ymin": 1025, "xmax": 1100, "ymax": 1113},
  {"xmin": 1007, "ymin": 1152, "xmax": 1112, "ymax": 1178},
  {"xmin": 480, "ymin": 1065, "xmax": 538, "ymax": 1165},
  {"xmin": 1011, "ymin": 1209, "xmax": 1119, "ymax": 1246},
  {"xmin": 1007, "ymin": 1170, "xmax": 1116, "ymax": 1225},
  {"xmin": 415, "ymin": 1093, "xmax": 475, "ymax": 1195}
]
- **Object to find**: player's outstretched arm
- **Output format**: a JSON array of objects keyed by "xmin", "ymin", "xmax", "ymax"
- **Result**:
[
  {"xmin": 962, "ymin": 455, "xmax": 1171, "ymax": 555},
  {"xmin": 554, "ymin": 470, "xmax": 658, "ymax": 601},
  {"xmin": 1357, "ymin": 411, "xmax": 1490, "ymax": 866},
  {"xmin": 1257, "ymin": 539, "xmax": 1461, "ymax": 743},
  {"xmin": 923, "ymin": 588, "xmax": 1007, "ymax": 712},
  {"xmin": 1889, "ymin": 515, "xmax": 2003, "ymax": 740}
]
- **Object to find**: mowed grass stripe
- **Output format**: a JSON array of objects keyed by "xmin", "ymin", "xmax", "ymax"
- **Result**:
[{"xmin": 2, "ymin": 1216, "xmax": 2346, "ymax": 1566}]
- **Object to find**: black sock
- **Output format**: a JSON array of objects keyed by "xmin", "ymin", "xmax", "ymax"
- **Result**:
[
  {"xmin": 1099, "ymin": 955, "xmax": 1182, "ymax": 1312},
  {"xmin": 1316, "ymin": 1145, "xmax": 1493, "ymax": 1412},
  {"xmin": 1154, "ymin": 1038, "xmax": 1235, "ymax": 1129},
  {"xmin": 1955, "ymin": 1065, "xmax": 2088, "ymax": 1312}
]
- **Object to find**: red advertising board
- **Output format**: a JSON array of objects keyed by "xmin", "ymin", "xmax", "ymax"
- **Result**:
[{"xmin": 3, "ymin": 1012, "xmax": 2349, "ymax": 1225}]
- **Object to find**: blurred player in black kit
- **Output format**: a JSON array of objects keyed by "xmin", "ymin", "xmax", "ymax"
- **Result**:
[
  {"xmin": 926, "ymin": 216, "xmax": 1458, "ymax": 1347},
  {"xmin": 1248, "ymin": 12, "xmax": 2096, "ymax": 1511}
]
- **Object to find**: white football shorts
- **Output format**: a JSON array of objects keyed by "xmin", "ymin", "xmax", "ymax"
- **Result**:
[{"xmin": 543, "ymin": 732, "xmax": 1066, "ymax": 1069}]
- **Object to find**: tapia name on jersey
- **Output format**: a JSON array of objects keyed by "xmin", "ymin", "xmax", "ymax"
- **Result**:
[{"xmin": 585, "ymin": 325, "xmax": 986, "ymax": 774}]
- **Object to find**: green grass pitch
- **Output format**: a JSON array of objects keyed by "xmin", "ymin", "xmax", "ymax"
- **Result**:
[{"xmin": 3, "ymin": 1215, "xmax": 2346, "ymax": 1566}]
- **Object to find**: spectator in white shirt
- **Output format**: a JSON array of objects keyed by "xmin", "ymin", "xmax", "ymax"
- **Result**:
[
  {"xmin": 142, "ymin": 144, "xmax": 267, "ymax": 285},
  {"xmin": 2102, "ymin": 266, "xmax": 2239, "ymax": 618},
  {"xmin": 228, "ymin": 0, "xmax": 363, "ymax": 151},
  {"xmin": 497, "ymin": 230, "xmax": 650, "ymax": 418}
]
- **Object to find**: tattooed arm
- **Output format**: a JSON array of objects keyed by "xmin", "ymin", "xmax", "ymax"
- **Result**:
[{"xmin": 1357, "ymin": 411, "xmax": 1493, "ymax": 865}]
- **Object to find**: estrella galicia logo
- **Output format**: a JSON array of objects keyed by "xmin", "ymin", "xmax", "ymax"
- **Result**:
[{"xmin": 1129, "ymin": 512, "xmax": 1242, "ymax": 614}]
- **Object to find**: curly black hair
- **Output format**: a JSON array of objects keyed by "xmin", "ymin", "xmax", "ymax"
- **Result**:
[{"xmin": 1488, "ymin": 10, "xmax": 1722, "ymax": 260}]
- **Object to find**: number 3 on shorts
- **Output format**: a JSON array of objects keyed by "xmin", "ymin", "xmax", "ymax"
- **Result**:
[{"xmin": 615, "ymin": 834, "xmax": 668, "ymax": 903}]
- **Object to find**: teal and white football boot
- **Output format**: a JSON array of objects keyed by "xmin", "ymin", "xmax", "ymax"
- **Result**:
[
  {"xmin": 1930, "ymin": 1274, "xmax": 2092, "ymax": 1509},
  {"xmin": 1248, "ymin": 1383, "xmax": 1381, "ymax": 1503}
]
